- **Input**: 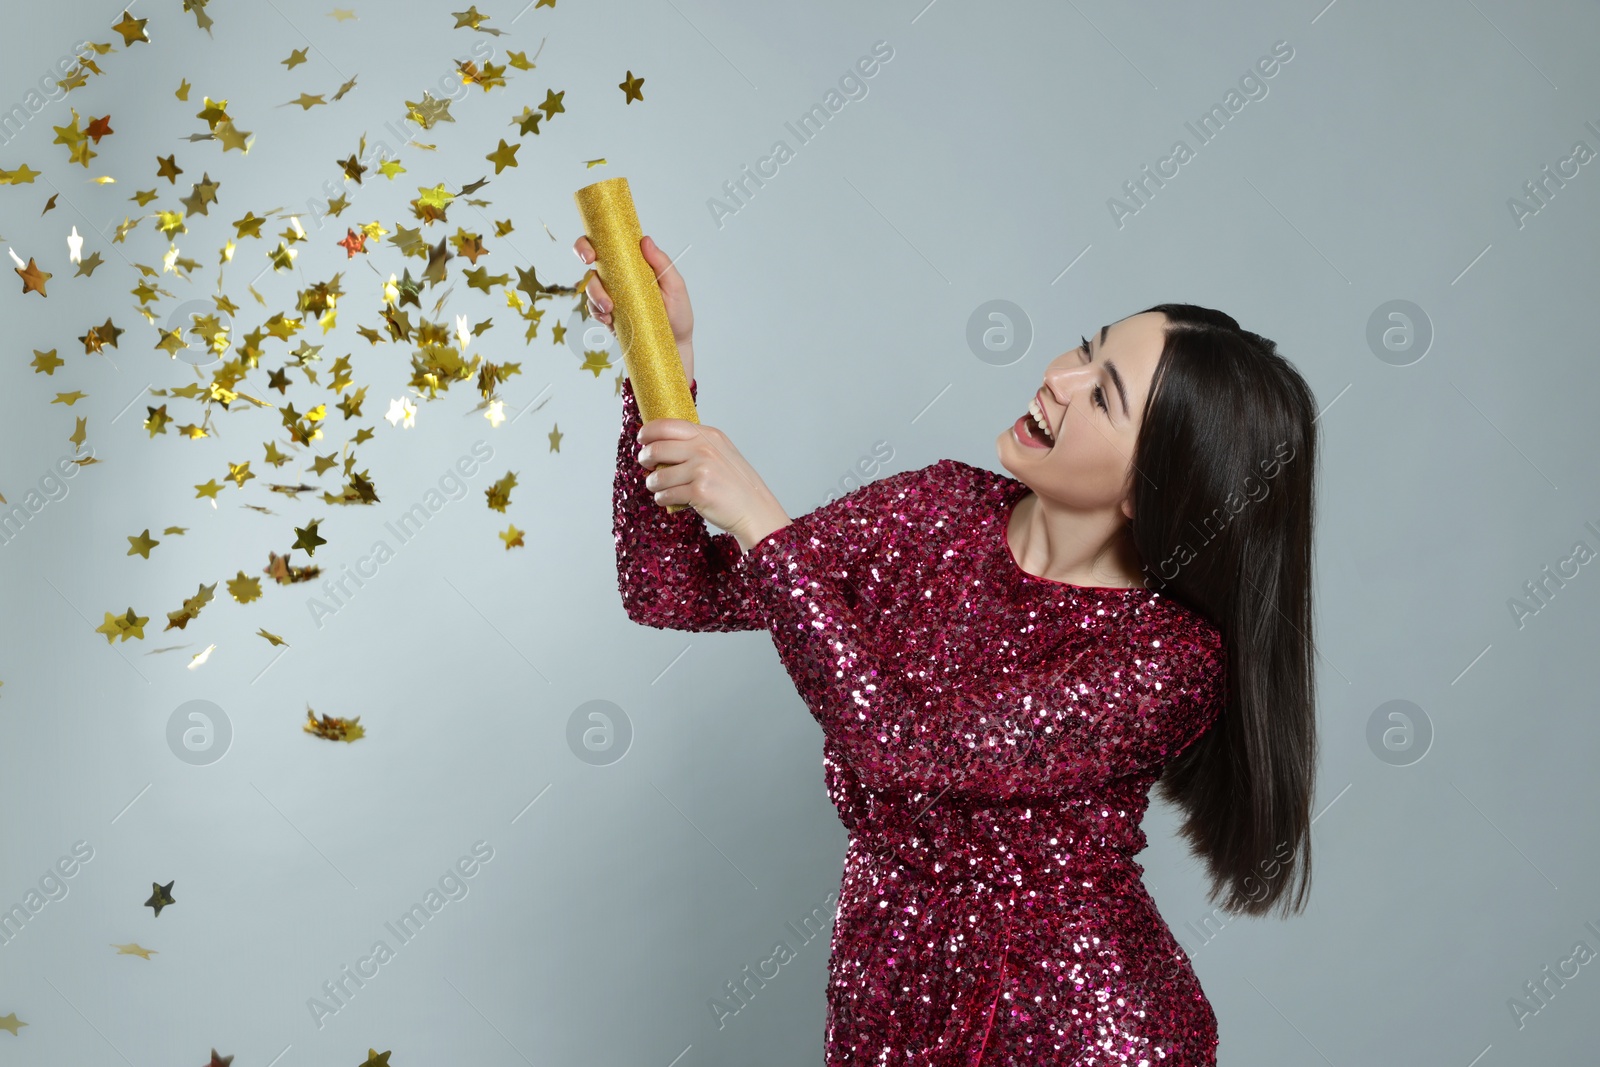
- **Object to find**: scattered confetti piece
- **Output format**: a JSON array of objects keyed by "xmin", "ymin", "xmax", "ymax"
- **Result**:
[
  {"xmin": 144, "ymin": 880, "xmax": 176, "ymax": 916},
  {"xmin": 304, "ymin": 704, "xmax": 363, "ymax": 742},
  {"xmin": 112, "ymin": 942, "xmax": 157, "ymax": 959}
]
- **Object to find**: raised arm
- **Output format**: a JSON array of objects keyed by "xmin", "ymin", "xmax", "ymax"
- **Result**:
[
  {"xmin": 737, "ymin": 524, "xmax": 1228, "ymax": 800},
  {"xmin": 614, "ymin": 376, "xmax": 770, "ymax": 632}
]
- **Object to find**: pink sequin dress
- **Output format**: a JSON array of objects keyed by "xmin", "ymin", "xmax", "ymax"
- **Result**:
[{"xmin": 615, "ymin": 378, "xmax": 1229, "ymax": 1066}]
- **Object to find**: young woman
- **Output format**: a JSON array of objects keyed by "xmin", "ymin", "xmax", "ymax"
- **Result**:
[{"xmin": 579, "ymin": 233, "xmax": 1319, "ymax": 1065}]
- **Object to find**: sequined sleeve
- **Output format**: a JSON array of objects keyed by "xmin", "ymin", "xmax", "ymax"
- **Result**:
[
  {"xmin": 613, "ymin": 375, "xmax": 771, "ymax": 632},
  {"xmin": 737, "ymin": 520, "xmax": 1228, "ymax": 799}
]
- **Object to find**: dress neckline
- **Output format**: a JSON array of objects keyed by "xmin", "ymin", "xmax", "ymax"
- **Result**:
[{"xmin": 996, "ymin": 481, "xmax": 1147, "ymax": 594}]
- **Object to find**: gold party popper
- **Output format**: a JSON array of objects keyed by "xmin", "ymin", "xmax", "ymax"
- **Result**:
[{"xmin": 573, "ymin": 176, "xmax": 698, "ymax": 514}]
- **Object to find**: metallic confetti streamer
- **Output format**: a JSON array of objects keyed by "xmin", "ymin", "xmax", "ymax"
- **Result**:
[{"xmin": 575, "ymin": 176, "xmax": 696, "ymax": 513}]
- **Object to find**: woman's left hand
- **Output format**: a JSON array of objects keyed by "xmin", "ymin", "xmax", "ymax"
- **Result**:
[{"xmin": 637, "ymin": 418, "xmax": 788, "ymax": 550}]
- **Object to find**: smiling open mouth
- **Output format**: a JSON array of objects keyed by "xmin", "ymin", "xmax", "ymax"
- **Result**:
[
  {"xmin": 1023, "ymin": 398, "xmax": 1055, "ymax": 446},
  {"xmin": 1013, "ymin": 409, "xmax": 1053, "ymax": 448}
]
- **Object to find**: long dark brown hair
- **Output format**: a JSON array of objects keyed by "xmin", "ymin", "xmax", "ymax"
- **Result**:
[{"xmin": 1127, "ymin": 303, "xmax": 1318, "ymax": 918}]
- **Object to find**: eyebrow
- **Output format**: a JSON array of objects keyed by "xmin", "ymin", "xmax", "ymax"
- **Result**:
[{"xmin": 1086, "ymin": 323, "xmax": 1129, "ymax": 419}]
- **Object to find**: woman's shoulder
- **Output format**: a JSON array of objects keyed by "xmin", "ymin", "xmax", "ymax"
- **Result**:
[{"xmin": 1123, "ymin": 591, "xmax": 1228, "ymax": 697}]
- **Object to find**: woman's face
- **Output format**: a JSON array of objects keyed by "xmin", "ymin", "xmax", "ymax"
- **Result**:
[{"xmin": 996, "ymin": 310, "xmax": 1168, "ymax": 518}]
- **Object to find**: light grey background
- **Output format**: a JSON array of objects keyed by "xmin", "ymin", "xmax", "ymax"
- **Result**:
[{"xmin": 1, "ymin": 0, "xmax": 1597, "ymax": 1063}]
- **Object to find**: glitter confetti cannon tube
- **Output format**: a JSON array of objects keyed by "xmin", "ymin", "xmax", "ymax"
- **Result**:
[{"xmin": 573, "ymin": 176, "xmax": 698, "ymax": 514}]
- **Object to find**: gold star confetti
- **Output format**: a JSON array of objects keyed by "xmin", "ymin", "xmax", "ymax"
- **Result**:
[
  {"xmin": 232, "ymin": 210, "xmax": 267, "ymax": 238},
  {"xmin": 196, "ymin": 96, "xmax": 229, "ymax": 126},
  {"xmin": 619, "ymin": 70, "xmax": 644, "ymax": 103},
  {"xmin": 227, "ymin": 571, "xmax": 263, "ymax": 603},
  {"xmin": 165, "ymin": 583, "xmax": 216, "ymax": 631},
  {"xmin": 499, "ymin": 523, "xmax": 524, "ymax": 549},
  {"xmin": 13, "ymin": 255, "xmax": 52, "ymax": 296},
  {"xmin": 338, "ymin": 151, "xmax": 367, "ymax": 185},
  {"xmin": 292, "ymin": 519, "xmax": 326, "ymax": 555},
  {"xmin": 95, "ymin": 607, "xmax": 149, "ymax": 644},
  {"xmin": 127, "ymin": 529, "xmax": 160, "ymax": 558},
  {"xmin": 112, "ymin": 942, "xmax": 158, "ymax": 959},
  {"xmin": 305, "ymin": 703, "xmax": 364, "ymax": 741},
  {"xmin": 184, "ymin": 0, "xmax": 216, "ymax": 36},
  {"xmin": 213, "ymin": 119, "xmax": 252, "ymax": 152},
  {"xmin": 257, "ymin": 628, "xmax": 288, "ymax": 646},
  {"xmin": 0, "ymin": 1013, "xmax": 26, "ymax": 1036},
  {"xmin": 112, "ymin": 9, "xmax": 150, "ymax": 46},
  {"xmin": 485, "ymin": 138, "xmax": 520, "ymax": 173},
  {"xmin": 485, "ymin": 470, "xmax": 517, "ymax": 512}
]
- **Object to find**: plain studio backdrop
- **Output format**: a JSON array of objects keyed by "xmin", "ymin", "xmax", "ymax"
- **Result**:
[{"xmin": 0, "ymin": 0, "xmax": 1597, "ymax": 1063}]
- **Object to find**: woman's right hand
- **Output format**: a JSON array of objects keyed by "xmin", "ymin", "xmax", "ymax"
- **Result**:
[{"xmin": 573, "ymin": 233, "xmax": 695, "ymax": 383}]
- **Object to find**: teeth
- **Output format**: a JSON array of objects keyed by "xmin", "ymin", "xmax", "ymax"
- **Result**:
[{"xmin": 1028, "ymin": 398, "xmax": 1054, "ymax": 443}]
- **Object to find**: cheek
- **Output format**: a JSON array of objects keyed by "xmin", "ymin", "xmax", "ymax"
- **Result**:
[{"xmin": 1053, "ymin": 427, "xmax": 1129, "ymax": 487}]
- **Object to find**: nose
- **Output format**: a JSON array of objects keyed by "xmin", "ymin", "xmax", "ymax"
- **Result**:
[{"xmin": 1042, "ymin": 354, "xmax": 1098, "ymax": 411}]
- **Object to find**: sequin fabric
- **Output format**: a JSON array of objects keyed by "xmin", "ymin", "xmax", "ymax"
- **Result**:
[{"xmin": 616, "ymin": 378, "xmax": 1229, "ymax": 1066}]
